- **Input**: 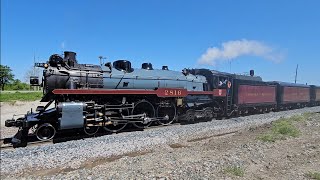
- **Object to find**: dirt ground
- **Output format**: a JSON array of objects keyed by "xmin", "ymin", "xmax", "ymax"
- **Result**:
[{"xmin": 75, "ymin": 112, "xmax": 319, "ymax": 179}]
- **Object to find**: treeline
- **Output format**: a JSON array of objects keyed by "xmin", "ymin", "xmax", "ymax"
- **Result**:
[
  {"xmin": 1, "ymin": 64, "xmax": 40, "ymax": 91},
  {"xmin": 3, "ymin": 79, "xmax": 30, "ymax": 91}
]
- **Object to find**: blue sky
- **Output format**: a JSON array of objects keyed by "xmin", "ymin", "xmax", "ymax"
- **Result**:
[{"xmin": 1, "ymin": 0, "xmax": 320, "ymax": 85}]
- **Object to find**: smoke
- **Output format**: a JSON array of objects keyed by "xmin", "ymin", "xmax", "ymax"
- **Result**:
[{"xmin": 198, "ymin": 39, "xmax": 285, "ymax": 65}]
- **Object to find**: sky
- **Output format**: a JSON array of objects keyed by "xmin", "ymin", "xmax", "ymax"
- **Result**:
[{"xmin": 1, "ymin": 0, "xmax": 320, "ymax": 85}]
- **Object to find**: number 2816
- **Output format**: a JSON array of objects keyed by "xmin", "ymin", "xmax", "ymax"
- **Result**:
[{"xmin": 164, "ymin": 90, "xmax": 182, "ymax": 96}]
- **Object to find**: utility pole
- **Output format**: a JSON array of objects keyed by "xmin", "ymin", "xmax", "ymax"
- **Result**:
[
  {"xmin": 32, "ymin": 53, "xmax": 36, "ymax": 91},
  {"xmin": 33, "ymin": 53, "xmax": 36, "ymax": 76},
  {"xmin": 98, "ymin": 56, "xmax": 106, "ymax": 66},
  {"xmin": 294, "ymin": 64, "xmax": 299, "ymax": 84}
]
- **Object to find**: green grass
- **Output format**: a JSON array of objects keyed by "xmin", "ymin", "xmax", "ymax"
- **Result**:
[
  {"xmin": 289, "ymin": 115, "xmax": 304, "ymax": 122},
  {"xmin": 306, "ymin": 172, "xmax": 320, "ymax": 180},
  {"xmin": 272, "ymin": 120, "xmax": 300, "ymax": 137},
  {"xmin": 258, "ymin": 134, "xmax": 277, "ymax": 142},
  {"xmin": 289, "ymin": 113, "xmax": 314, "ymax": 122},
  {"xmin": 258, "ymin": 116, "xmax": 302, "ymax": 142},
  {"xmin": 302, "ymin": 112, "xmax": 314, "ymax": 120},
  {"xmin": 0, "ymin": 92, "xmax": 43, "ymax": 102},
  {"xmin": 224, "ymin": 166, "xmax": 245, "ymax": 177}
]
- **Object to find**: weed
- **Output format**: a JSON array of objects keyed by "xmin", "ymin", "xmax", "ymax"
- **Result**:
[
  {"xmin": 258, "ymin": 134, "xmax": 276, "ymax": 142},
  {"xmin": 302, "ymin": 112, "xmax": 314, "ymax": 120},
  {"xmin": 258, "ymin": 116, "xmax": 301, "ymax": 142},
  {"xmin": 224, "ymin": 166, "xmax": 245, "ymax": 177},
  {"xmin": 272, "ymin": 120, "xmax": 300, "ymax": 137},
  {"xmin": 8, "ymin": 100, "xmax": 17, "ymax": 106},
  {"xmin": 289, "ymin": 115, "xmax": 304, "ymax": 122},
  {"xmin": 306, "ymin": 172, "xmax": 320, "ymax": 180}
]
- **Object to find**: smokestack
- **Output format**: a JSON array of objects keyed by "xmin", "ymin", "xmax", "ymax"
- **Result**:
[{"xmin": 64, "ymin": 51, "xmax": 77, "ymax": 67}]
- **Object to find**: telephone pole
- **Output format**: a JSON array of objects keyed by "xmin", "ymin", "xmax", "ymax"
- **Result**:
[
  {"xmin": 33, "ymin": 53, "xmax": 36, "ymax": 75},
  {"xmin": 294, "ymin": 64, "xmax": 298, "ymax": 84},
  {"xmin": 98, "ymin": 56, "xmax": 106, "ymax": 66}
]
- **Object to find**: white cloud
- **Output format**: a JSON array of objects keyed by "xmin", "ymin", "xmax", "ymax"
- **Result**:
[{"xmin": 198, "ymin": 39, "xmax": 285, "ymax": 65}]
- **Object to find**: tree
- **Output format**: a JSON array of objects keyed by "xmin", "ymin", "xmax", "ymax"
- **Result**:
[{"xmin": 0, "ymin": 65, "xmax": 14, "ymax": 91}]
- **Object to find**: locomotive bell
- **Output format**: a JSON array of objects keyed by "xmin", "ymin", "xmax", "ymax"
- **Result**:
[{"xmin": 142, "ymin": 63, "xmax": 153, "ymax": 70}]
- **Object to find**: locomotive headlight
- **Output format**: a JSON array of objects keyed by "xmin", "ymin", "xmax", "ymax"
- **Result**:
[{"xmin": 44, "ymin": 63, "xmax": 49, "ymax": 69}]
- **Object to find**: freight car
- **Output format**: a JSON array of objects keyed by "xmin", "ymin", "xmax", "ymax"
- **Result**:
[{"xmin": 4, "ymin": 51, "xmax": 319, "ymax": 147}]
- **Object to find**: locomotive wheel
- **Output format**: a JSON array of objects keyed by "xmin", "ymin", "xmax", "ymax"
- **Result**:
[
  {"xmin": 36, "ymin": 123, "xmax": 56, "ymax": 141},
  {"xmin": 84, "ymin": 126, "xmax": 100, "ymax": 136},
  {"xmin": 132, "ymin": 100, "xmax": 155, "ymax": 129},
  {"xmin": 103, "ymin": 108, "xmax": 129, "ymax": 133},
  {"xmin": 156, "ymin": 102, "xmax": 177, "ymax": 125},
  {"xmin": 203, "ymin": 107, "xmax": 214, "ymax": 120}
]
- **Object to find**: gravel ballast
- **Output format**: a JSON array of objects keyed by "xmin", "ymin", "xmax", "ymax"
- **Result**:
[{"xmin": 1, "ymin": 106, "xmax": 320, "ymax": 178}]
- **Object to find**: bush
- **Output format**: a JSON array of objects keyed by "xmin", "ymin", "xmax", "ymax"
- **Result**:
[{"xmin": 3, "ymin": 79, "xmax": 30, "ymax": 90}]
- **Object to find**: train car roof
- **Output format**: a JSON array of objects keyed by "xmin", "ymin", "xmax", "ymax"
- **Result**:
[
  {"xmin": 269, "ymin": 81, "xmax": 310, "ymax": 87},
  {"xmin": 210, "ymin": 70, "xmax": 263, "ymax": 82}
]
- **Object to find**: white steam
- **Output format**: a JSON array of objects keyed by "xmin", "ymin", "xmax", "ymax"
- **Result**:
[{"xmin": 198, "ymin": 39, "xmax": 284, "ymax": 65}]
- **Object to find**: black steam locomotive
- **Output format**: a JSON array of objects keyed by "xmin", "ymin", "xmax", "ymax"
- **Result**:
[{"xmin": 5, "ymin": 51, "xmax": 320, "ymax": 147}]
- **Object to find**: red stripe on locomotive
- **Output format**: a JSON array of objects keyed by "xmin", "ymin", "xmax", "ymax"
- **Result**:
[{"xmin": 53, "ymin": 88, "xmax": 227, "ymax": 97}]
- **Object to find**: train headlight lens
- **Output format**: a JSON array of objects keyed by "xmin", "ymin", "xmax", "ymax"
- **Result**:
[{"xmin": 44, "ymin": 63, "xmax": 49, "ymax": 69}]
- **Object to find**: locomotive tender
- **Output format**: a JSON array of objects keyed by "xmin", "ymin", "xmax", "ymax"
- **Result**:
[{"xmin": 5, "ymin": 51, "xmax": 320, "ymax": 147}]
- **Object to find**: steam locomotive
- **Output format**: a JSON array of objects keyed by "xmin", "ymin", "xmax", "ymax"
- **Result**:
[{"xmin": 5, "ymin": 51, "xmax": 320, "ymax": 147}]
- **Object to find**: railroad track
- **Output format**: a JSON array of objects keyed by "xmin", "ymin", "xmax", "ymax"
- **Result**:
[
  {"xmin": 0, "ymin": 122, "xmax": 183, "ymax": 149},
  {"xmin": 2, "ymin": 110, "xmax": 319, "ymax": 149},
  {"xmin": 0, "ymin": 139, "xmax": 53, "ymax": 150}
]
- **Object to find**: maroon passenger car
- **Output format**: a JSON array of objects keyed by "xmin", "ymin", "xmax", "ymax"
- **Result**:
[
  {"xmin": 233, "ymin": 79, "xmax": 277, "ymax": 113},
  {"xmin": 275, "ymin": 82, "xmax": 310, "ymax": 108}
]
